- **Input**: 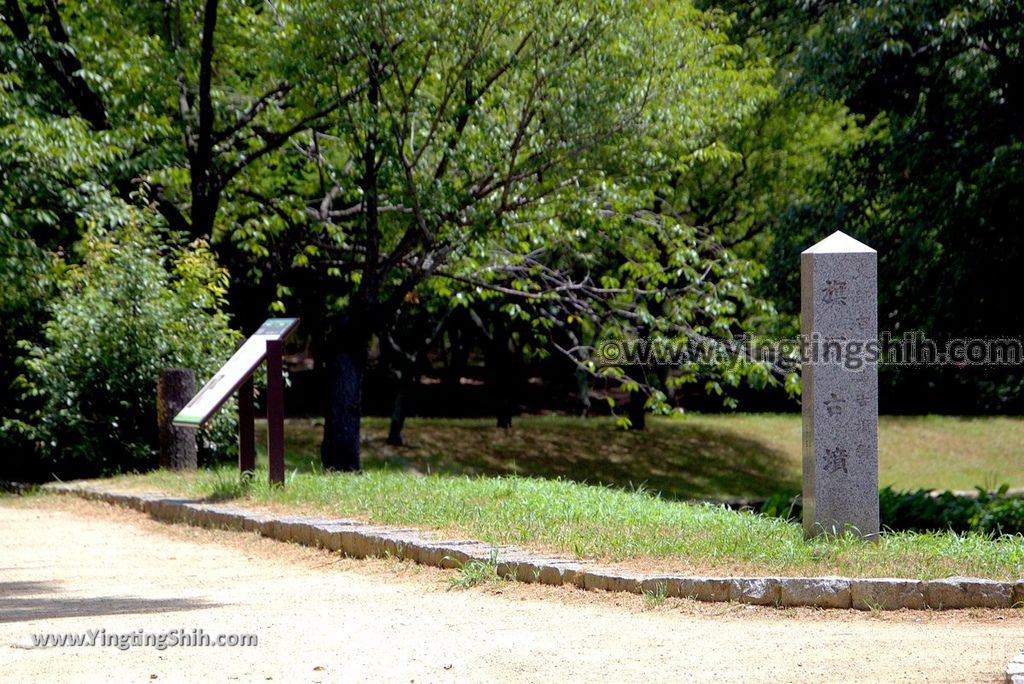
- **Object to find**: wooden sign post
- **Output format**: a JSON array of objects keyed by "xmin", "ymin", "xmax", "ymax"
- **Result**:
[{"xmin": 173, "ymin": 318, "xmax": 299, "ymax": 486}]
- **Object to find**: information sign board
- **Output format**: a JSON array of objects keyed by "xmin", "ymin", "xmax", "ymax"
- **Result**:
[{"xmin": 173, "ymin": 318, "xmax": 298, "ymax": 427}]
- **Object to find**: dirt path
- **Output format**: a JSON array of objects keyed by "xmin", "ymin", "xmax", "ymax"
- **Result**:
[{"xmin": 1, "ymin": 496, "xmax": 1022, "ymax": 683}]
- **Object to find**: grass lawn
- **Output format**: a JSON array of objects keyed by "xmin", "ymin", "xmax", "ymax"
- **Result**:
[
  {"xmin": 95, "ymin": 413, "xmax": 1024, "ymax": 581},
  {"xmin": 253, "ymin": 414, "xmax": 1024, "ymax": 500},
  {"xmin": 107, "ymin": 466, "xmax": 1024, "ymax": 580}
]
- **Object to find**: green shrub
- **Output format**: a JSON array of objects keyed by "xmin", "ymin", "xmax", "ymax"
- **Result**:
[
  {"xmin": 762, "ymin": 484, "xmax": 1024, "ymax": 537},
  {"xmin": 971, "ymin": 487, "xmax": 1024, "ymax": 535},
  {"xmin": 14, "ymin": 218, "xmax": 241, "ymax": 478}
]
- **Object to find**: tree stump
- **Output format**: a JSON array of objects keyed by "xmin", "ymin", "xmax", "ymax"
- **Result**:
[{"xmin": 157, "ymin": 368, "xmax": 198, "ymax": 470}]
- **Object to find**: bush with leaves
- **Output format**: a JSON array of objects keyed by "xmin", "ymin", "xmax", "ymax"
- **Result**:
[
  {"xmin": 14, "ymin": 218, "xmax": 241, "ymax": 478},
  {"xmin": 878, "ymin": 485, "xmax": 1024, "ymax": 537},
  {"xmin": 762, "ymin": 484, "xmax": 1024, "ymax": 537}
]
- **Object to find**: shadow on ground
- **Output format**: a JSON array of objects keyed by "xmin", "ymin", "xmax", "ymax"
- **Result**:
[
  {"xmin": 375, "ymin": 423, "xmax": 797, "ymax": 500},
  {"xmin": 263, "ymin": 418, "xmax": 800, "ymax": 500},
  {"xmin": 0, "ymin": 580, "xmax": 218, "ymax": 624}
]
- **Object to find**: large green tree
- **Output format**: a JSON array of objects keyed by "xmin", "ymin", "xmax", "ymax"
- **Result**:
[
  {"xmin": 3, "ymin": 0, "xmax": 789, "ymax": 473},
  {"xmin": 733, "ymin": 0, "xmax": 1024, "ymax": 411},
  {"xmin": 1, "ymin": 0, "xmax": 349, "ymax": 255},
  {"xmin": 272, "ymin": 0, "xmax": 781, "ymax": 468}
]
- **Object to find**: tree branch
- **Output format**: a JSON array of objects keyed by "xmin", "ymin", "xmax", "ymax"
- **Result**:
[
  {"xmin": 196, "ymin": 0, "xmax": 219, "ymax": 171},
  {"xmin": 2, "ymin": 0, "xmax": 108, "ymax": 130},
  {"xmin": 220, "ymin": 84, "xmax": 366, "ymax": 186},
  {"xmin": 213, "ymin": 82, "xmax": 293, "ymax": 146}
]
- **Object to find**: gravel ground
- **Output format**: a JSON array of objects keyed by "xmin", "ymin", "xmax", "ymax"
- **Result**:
[{"xmin": 1, "ymin": 495, "xmax": 1021, "ymax": 683}]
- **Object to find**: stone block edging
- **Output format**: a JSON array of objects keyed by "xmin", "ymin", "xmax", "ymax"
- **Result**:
[
  {"xmin": 1007, "ymin": 652, "xmax": 1024, "ymax": 684},
  {"xmin": 44, "ymin": 483, "xmax": 1023, "ymax": 612}
]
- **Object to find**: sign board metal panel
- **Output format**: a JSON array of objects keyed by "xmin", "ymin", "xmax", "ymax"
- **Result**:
[{"xmin": 173, "ymin": 318, "xmax": 298, "ymax": 427}]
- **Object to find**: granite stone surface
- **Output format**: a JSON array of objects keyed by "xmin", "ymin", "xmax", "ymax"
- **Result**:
[
  {"xmin": 850, "ymin": 578, "xmax": 926, "ymax": 610},
  {"xmin": 801, "ymin": 231, "xmax": 880, "ymax": 538},
  {"xmin": 44, "ymin": 484, "xmax": 1022, "ymax": 612},
  {"xmin": 778, "ymin": 577, "xmax": 851, "ymax": 608},
  {"xmin": 1006, "ymin": 652, "xmax": 1024, "ymax": 684},
  {"xmin": 925, "ymin": 576, "xmax": 1013, "ymax": 609}
]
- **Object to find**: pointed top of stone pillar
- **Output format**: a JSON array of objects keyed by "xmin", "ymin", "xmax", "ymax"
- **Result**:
[{"xmin": 802, "ymin": 230, "xmax": 876, "ymax": 255}]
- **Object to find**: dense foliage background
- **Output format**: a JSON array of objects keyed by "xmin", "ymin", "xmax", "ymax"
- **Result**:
[{"xmin": 1, "ymin": 0, "xmax": 1020, "ymax": 478}]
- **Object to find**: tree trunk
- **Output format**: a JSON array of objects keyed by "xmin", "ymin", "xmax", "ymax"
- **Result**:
[
  {"xmin": 575, "ymin": 368, "xmax": 591, "ymax": 417},
  {"xmin": 627, "ymin": 388, "xmax": 647, "ymax": 430},
  {"xmin": 491, "ymin": 318, "xmax": 515, "ymax": 429},
  {"xmin": 443, "ymin": 324, "xmax": 469, "ymax": 391},
  {"xmin": 321, "ymin": 47, "xmax": 383, "ymax": 471},
  {"xmin": 188, "ymin": 179, "xmax": 222, "ymax": 240},
  {"xmin": 626, "ymin": 324, "xmax": 648, "ymax": 430},
  {"xmin": 157, "ymin": 368, "xmax": 197, "ymax": 470},
  {"xmin": 321, "ymin": 315, "xmax": 370, "ymax": 471},
  {"xmin": 386, "ymin": 378, "xmax": 409, "ymax": 446}
]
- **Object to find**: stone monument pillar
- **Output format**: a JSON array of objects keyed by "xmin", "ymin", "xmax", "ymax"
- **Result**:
[{"xmin": 801, "ymin": 231, "xmax": 879, "ymax": 538}]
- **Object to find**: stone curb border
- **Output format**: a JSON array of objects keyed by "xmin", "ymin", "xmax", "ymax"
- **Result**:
[
  {"xmin": 1009, "ymin": 652, "xmax": 1024, "ymax": 684},
  {"xmin": 45, "ymin": 484, "xmax": 1024, "ymax": 612}
]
